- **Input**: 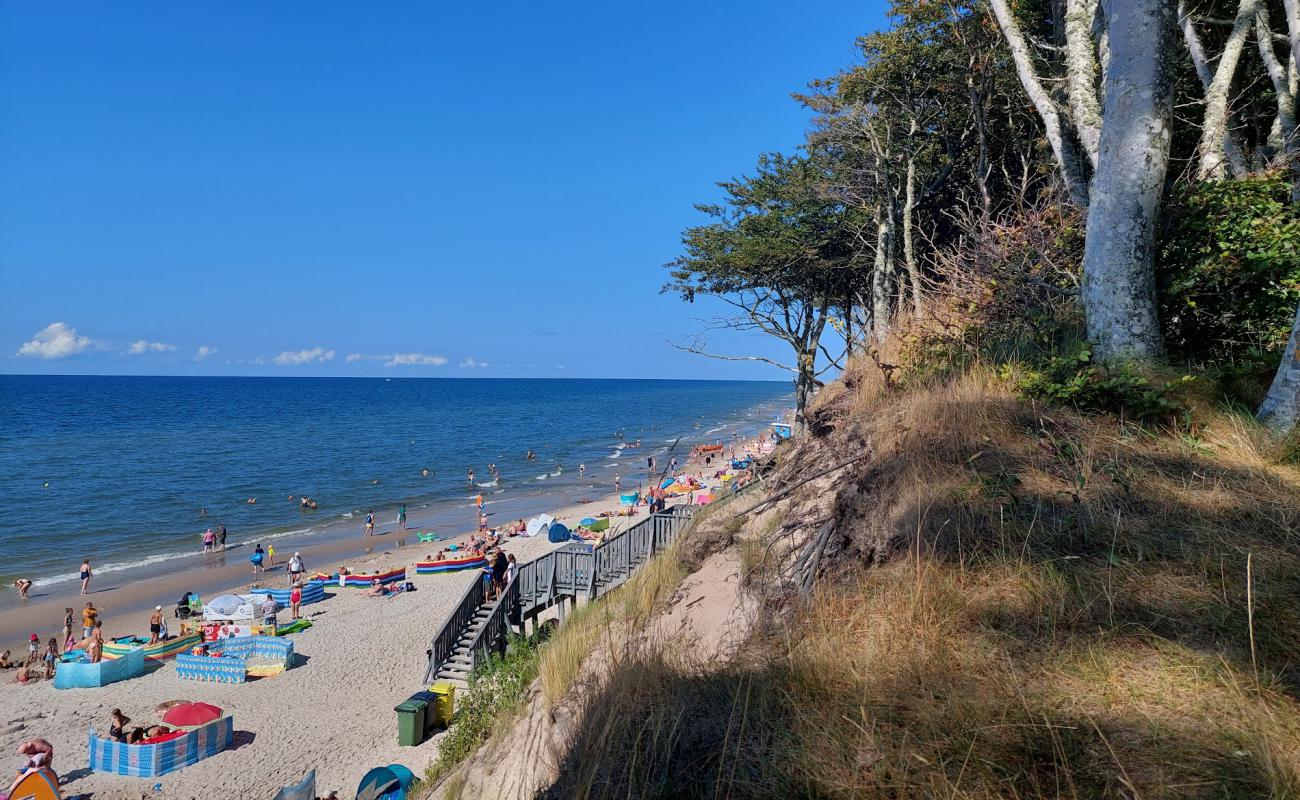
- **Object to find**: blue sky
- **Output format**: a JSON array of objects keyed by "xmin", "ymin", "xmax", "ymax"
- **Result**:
[{"xmin": 0, "ymin": 1, "xmax": 880, "ymax": 379}]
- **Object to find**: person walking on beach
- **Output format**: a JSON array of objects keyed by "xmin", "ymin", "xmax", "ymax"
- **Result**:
[
  {"xmin": 79, "ymin": 559, "xmax": 92, "ymax": 595},
  {"xmin": 267, "ymin": 544, "xmax": 276, "ymax": 566},
  {"xmin": 615, "ymin": 475, "xmax": 621, "ymax": 492},
  {"xmin": 289, "ymin": 581, "xmax": 302, "ymax": 620},
  {"xmin": 364, "ymin": 510, "xmax": 374, "ymax": 537},
  {"xmin": 81, "ymin": 602, "xmax": 98, "ymax": 640},
  {"xmin": 398, "ymin": 504, "xmax": 407, "ymax": 530},
  {"xmin": 218, "ymin": 523, "xmax": 227, "ymax": 551},
  {"xmin": 202, "ymin": 528, "xmax": 215, "ymax": 553},
  {"xmin": 251, "ymin": 543, "xmax": 265, "ymax": 574},
  {"xmin": 288, "ymin": 551, "xmax": 305, "ymax": 585},
  {"xmin": 148, "ymin": 606, "xmax": 163, "ymax": 645}
]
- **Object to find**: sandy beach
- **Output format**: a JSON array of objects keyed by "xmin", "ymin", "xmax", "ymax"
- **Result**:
[{"xmin": 0, "ymin": 483, "xmax": 699, "ymax": 800}]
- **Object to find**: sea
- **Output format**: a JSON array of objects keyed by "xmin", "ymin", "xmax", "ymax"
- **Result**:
[{"xmin": 0, "ymin": 375, "xmax": 790, "ymax": 594}]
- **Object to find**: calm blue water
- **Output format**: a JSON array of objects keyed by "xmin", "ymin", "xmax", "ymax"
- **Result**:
[{"xmin": 0, "ymin": 376, "xmax": 789, "ymax": 587}]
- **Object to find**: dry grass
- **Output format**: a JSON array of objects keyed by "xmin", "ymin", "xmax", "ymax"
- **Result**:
[
  {"xmin": 537, "ymin": 540, "xmax": 689, "ymax": 705},
  {"xmin": 538, "ymin": 357, "xmax": 1300, "ymax": 800}
]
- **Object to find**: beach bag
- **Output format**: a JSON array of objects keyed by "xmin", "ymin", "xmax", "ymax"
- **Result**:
[{"xmin": 404, "ymin": 582, "xmax": 416, "ymax": 592}]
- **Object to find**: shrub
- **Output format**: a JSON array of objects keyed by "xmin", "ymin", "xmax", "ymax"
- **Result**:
[
  {"xmin": 1159, "ymin": 175, "xmax": 1300, "ymax": 365},
  {"xmin": 1006, "ymin": 343, "xmax": 1194, "ymax": 426},
  {"xmin": 421, "ymin": 636, "xmax": 540, "ymax": 786}
]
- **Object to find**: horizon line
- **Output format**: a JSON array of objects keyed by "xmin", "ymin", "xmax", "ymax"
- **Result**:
[{"xmin": 0, "ymin": 372, "xmax": 792, "ymax": 383}]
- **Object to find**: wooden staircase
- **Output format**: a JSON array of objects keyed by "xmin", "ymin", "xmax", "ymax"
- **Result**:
[{"xmin": 430, "ymin": 598, "xmax": 502, "ymax": 689}]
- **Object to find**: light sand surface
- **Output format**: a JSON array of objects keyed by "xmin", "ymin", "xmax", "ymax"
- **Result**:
[{"xmin": 0, "ymin": 490, "xmax": 642, "ymax": 800}]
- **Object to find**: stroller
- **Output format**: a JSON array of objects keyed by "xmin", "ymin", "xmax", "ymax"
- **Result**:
[{"xmin": 174, "ymin": 592, "xmax": 200, "ymax": 619}]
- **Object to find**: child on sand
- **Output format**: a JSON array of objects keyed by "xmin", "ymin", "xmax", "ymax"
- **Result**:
[{"xmin": 42, "ymin": 638, "xmax": 57, "ymax": 679}]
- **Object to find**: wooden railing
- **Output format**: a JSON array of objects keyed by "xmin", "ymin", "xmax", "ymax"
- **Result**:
[
  {"xmin": 420, "ymin": 506, "xmax": 698, "ymax": 684},
  {"xmin": 423, "ymin": 571, "xmax": 485, "ymax": 684},
  {"xmin": 464, "ymin": 573, "xmax": 518, "ymax": 673}
]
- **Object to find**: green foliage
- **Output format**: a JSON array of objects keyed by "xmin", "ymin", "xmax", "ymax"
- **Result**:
[
  {"xmin": 1159, "ymin": 176, "xmax": 1300, "ymax": 364},
  {"xmin": 1004, "ymin": 344, "xmax": 1194, "ymax": 426},
  {"xmin": 420, "ymin": 635, "xmax": 540, "ymax": 787},
  {"xmin": 666, "ymin": 151, "xmax": 862, "ymax": 303}
]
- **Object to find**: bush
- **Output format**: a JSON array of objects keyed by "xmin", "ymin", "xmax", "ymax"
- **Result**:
[
  {"xmin": 1005, "ymin": 343, "xmax": 1194, "ymax": 426},
  {"xmin": 1159, "ymin": 175, "xmax": 1300, "ymax": 365},
  {"xmin": 420, "ymin": 636, "xmax": 540, "ymax": 787}
]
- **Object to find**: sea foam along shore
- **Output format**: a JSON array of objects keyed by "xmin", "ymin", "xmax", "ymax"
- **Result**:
[{"xmin": 0, "ymin": 425, "xmax": 771, "ymax": 800}]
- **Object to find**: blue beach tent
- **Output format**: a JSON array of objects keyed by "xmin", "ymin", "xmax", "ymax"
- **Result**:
[
  {"xmin": 547, "ymin": 522, "xmax": 572, "ymax": 543},
  {"xmin": 355, "ymin": 763, "xmax": 413, "ymax": 800}
]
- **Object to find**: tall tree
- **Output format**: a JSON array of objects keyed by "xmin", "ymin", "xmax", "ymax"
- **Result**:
[
  {"xmin": 1080, "ymin": 0, "xmax": 1176, "ymax": 359},
  {"xmin": 666, "ymin": 154, "xmax": 859, "ymax": 428}
]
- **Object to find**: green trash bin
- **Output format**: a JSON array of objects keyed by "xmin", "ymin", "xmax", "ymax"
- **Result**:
[{"xmin": 395, "ymin": 694, "xmax": 429, "ymax": 746}]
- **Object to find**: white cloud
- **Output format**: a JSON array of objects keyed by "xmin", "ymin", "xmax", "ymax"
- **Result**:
[
  {"xmin": 459, "ymin": 356, "xmax": 488, "ymax": 368},
  {"xmin": 384, "ymin": 352, "xmax": 448, "ymax": 367},
  {"xmin": 195, "ymin": 345, "xmax": 217, "ymax": 362},
  {"xmin": 127, "ymin": 339, "xmax": 177, "ymax": 355},
  {"xmin": 273, "ymin": 348, "xmax": 336, "ymax": 366},
  {"xmin": 16, "ymin": 322, "xmax": 93, "ymax": 359},
  {"xmin": 345, "ymin": 353, "xmax": 365, "ymax": 363}
]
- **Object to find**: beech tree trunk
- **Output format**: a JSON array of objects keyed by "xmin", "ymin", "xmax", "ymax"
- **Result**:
[
  {"xmin": 990, "ymin": 0, "xmax": 1092, "ymax": 206},
  {"xmin": 1081, "ymin": 0, "xmax": 1174, "ymax": 360},
  {"xmin": 1065, "ymin": 0, "xmax": 1104, "ymax": 169},
  {"xmin": 903, "ymin": 155, "xmax": 922, "ymax": 316},
  {"xmin": 871, "ymin": 208, "xmax": 893, "ymax": 341},
  {"xmin": 1258, "ymin": 304, "xmax": 1300, "ymax": 433},
  {"xmin": 1179, "ymin": 3, "xmax": 1250, "ymax": 178},
  {"xmin": 1196, "ymin": 0, "xmax": 1260, "ymax": 180},
  {"xmin": 1255, "ymin": 4, "xmax": 1300, "ymax": 198},
  {"xmin": 1283, "ymin": 0, "xmax": 1300, "ymax": 75}
]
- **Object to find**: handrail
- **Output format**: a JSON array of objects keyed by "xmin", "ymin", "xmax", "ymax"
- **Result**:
[
  {"xmin": 420, "ymin": 507, "xmax": 699, "ymax": 683},
  {"xmin": 465, "ymin": 574, "xmax": 519, "ymax": 673},
  {"xmin": 423, "ymin": 571, "xmax": 485, "ymax": 684}
]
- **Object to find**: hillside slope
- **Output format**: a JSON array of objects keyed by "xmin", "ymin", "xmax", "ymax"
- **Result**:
[{"xmin": 425, "ymin": 359, "xmax": 1300, "ymax": 800}]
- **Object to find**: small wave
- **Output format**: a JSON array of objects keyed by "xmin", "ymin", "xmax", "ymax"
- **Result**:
[
  {"xmin": 550, "ymin": 469, "xmax": 562, "ymax": 477},
  {"xmin": 341, "ymin": 511, "xmax": 354, "ymax": 518},
  {"xmin": 32, "ymin": 548, "xmax": 199, "ymax": 588},
  {"xmin": 476, "ymin": 480, "xmax": 498, "ymax": 488},
  {"xmin": 607, "ymin": 451, "xmax": 620, "ymax": 459},
  {"xmin": 535, "ymin": 474, "xmax": 548, "ymax": 481}
]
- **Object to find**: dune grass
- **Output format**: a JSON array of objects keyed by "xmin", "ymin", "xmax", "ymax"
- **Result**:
[{"xmin": 539, "ymin": 359, "xmax": 1300, "ymax": 800}]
